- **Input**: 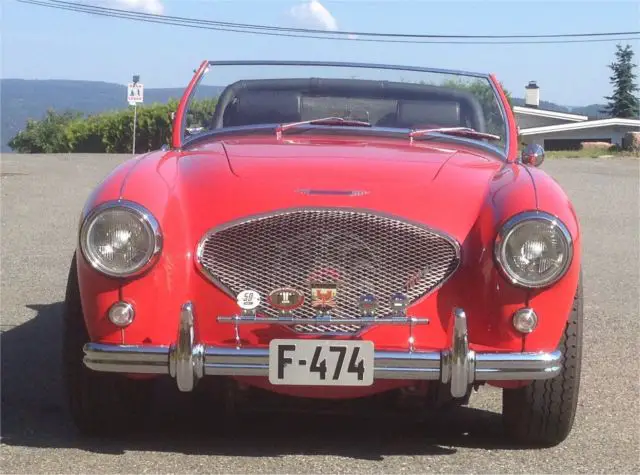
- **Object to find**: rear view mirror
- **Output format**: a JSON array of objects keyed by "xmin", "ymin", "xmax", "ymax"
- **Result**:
[{"xmin": 521, "ymin": 143, "xmax": 545, "ymax": 167}]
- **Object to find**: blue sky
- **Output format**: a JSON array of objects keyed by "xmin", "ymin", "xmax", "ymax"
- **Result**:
[{"xmin": 2, "ymin": 0, "xmax": 639, "ymax": 106}]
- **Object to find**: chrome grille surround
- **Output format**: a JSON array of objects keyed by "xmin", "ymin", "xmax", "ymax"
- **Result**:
[{"xmin": 196, "ymin": 208, "xmax": 460, "ymax": 334}]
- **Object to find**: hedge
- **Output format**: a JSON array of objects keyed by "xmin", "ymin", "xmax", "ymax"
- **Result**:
[{"xmin": 8, "ymin": 98, "xmax": 218, "ymax": 154}]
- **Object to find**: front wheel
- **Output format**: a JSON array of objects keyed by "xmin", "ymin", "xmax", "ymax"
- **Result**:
[
  {"xmin": 502, "ymin": 273, "xmax": 583, "ymax": 447},
  {"xmin": 62, "ymin": 254, "xmax": 153, "ymax": 436}
]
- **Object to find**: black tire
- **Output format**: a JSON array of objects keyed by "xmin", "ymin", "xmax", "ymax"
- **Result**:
[
  {"xmin": 62, "ymin": 254, "xmax": 153, "ymax": 436},
  {"xmin": 502, "ymin": 272, "xmax": 583, "ymax": 447}
]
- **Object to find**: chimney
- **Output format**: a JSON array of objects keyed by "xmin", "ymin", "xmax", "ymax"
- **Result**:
[{"xmin": 525, "ymin": 81, "xmax": 540, "ymax": 108}]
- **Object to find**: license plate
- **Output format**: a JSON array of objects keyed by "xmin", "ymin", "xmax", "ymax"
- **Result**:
[{"xmin": 268, "ymin": 339, "xmax": 374, "ymax": 386}]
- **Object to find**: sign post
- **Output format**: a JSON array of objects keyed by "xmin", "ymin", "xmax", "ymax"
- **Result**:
[{"xmin": 127, "ymin": 75, "xmax": 144, "ymax": 155}]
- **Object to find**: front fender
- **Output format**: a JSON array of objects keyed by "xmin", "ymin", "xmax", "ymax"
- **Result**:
[
  {"xmin": 76, "ymin": 155, "xmax": 142, "ymax": 343},
  {"xmin": 521, "ymin": 166, "xmax": 582, "ymax": 352},
  {"xmin": 455, "ymin": 163, "xmax": 537, "ymax": 351},
  {"xmin": 77, "ymin": 150, "xmax": 199, "ymax": 344}
]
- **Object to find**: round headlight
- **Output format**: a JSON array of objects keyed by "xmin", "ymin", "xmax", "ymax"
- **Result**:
[
  {"xmin": 495, "ymin": 211, "xmax": 573, "ymax": 288},
  {"xmin": 80, "ymin": 201, "xmax": 161, "ymax": 278}
]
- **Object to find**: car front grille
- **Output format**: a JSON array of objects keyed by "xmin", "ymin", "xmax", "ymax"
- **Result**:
[{"xmin": 197, "ymin": 208, "xmax": 460, "ymax": 334}]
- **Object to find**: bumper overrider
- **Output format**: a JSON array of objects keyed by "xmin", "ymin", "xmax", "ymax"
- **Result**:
[{"xmin": 83, "ymin": 302, "xmax": 562, "ymax": 398}]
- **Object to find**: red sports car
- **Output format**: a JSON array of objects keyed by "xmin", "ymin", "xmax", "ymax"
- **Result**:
[{"xmin": 64, "ymin": 60, "xmax": 582, "ymax": 446}]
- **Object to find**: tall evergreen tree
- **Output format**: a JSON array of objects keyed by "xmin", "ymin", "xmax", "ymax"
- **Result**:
[{"xmin": 603, "ymin": 44, "xmax": 640, "ymax": 118}]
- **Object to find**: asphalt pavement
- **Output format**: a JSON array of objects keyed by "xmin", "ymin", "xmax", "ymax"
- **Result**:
[{"xmin": 1, "ymin": 154, "xmax": 639, "ymax": 474}]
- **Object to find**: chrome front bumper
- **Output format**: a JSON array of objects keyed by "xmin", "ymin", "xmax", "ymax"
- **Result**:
[{"xmin": 83, "ymin": 302, "xmax": 562, "ymax": 398}]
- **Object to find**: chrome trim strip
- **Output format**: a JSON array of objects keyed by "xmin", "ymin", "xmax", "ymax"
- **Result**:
[
  {"xmin": 217, "ymin": 315, "xmax": 430, "ymax": 326},
  {"xmin": 83, "ymin": 304, "xmax": 562, "ymax": 396},
  {"xmin": 373, "ymin": 351, "xmax": 441, "ymax": 379},
  {"xmin": 297, "ymin": 189, "xmax": 370, "ymax": 197},
  {"xmin": 83, "ymin": 343, "xmax": 170, "ymax": 374},
  {"xmin": 475, "ymin": 351, "xmax": 562, "ymax": 380},
  {"xmin": 205, "ymin": 347, "xmax": 270, "ymax": 377},
  {"xmin": 487, "ymin": 75, "xmax": 511, "ymax": 157},
  {"xmin": 207, "ymin": 60, "xmax": 490, "ymax": 79},
  {"xmin": 521, "ymin": 163, "xmax": 540, "ymax": 208},
  {"xmin": 79, "ymin": 199, "xmax": 163, "ymax": 279},
  {"xmin": 494, "ymin": 210, "xmax": 574, "ymax": 289}
]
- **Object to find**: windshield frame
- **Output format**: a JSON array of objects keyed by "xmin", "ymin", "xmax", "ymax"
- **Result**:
[{"xmin": 173, "ymin": 60, "xmax": 514, "ymax": 161}]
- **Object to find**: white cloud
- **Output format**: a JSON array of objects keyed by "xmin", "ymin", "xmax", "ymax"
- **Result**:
[
  {"xmin": 105, "ymin": 0, "xmax": 165, "ymax": 15},
  {"xmin": 288, "ymin": 0, "xmax": 338, "ymax": 31}
]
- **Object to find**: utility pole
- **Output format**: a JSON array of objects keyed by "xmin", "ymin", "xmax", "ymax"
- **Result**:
[
  {"xmin": 127, "ymin": 74, "xmax": 143, "ymax": 155},
  {"xmin": 132, "ymin": 101, "xmax": 137, "ymax": 155}
]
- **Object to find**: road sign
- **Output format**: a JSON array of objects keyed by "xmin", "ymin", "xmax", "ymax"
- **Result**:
[{"xmin": 127, "ymin": 83, "xmax": 144, "ymax": 105}]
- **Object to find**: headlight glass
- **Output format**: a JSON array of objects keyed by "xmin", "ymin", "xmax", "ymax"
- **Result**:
[
  {"xmin": 81, "ymin": 202, "xmax": 161, "ymax": 277},
  {"xmin": 496, "ymin": 212, "xmax": 572, "ymax": 288}
]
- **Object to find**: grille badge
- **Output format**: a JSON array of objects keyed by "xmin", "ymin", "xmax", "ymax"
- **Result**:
[
  {"xmin": 310, "ymin": 282, "xmax": 337, "ymax": 314},
  {"xmin": 359, "ymin": 294, "xmax": 379, "ymax": 317},
  {"xmin": 237, "ymin": 290, "xmax": 261, "ymax": 316},
  {"xmin": 268, "ymin": 288, "xmax": 305, "ymax": 316},
  {"xmin": 390, "ymin": 292, "xmax": 410, "ymax": 317}
]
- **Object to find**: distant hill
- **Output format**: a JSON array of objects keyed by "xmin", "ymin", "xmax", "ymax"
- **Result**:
[
  {"xmin": 1, "ymin": 78, "xmax": 607, "ymax": 152},
  {"xmin": 510, "ymin": 97, "xmax": 607, "ymax": 119}
]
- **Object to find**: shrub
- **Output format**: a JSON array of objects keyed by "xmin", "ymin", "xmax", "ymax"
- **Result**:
[
  {"xmin": 580, "ymin": 141, "xmax": 612, "ymax": 150},
  {"xmin": 8, "ymin": 98, "xmax": 216, "ymax": 154},
  {"xmin": 622, "ymin": 131, "xmax": 640, "ymax": 152},
  {"xmin": 8, "ymin": 109, "xmax": 82, "ymax": 153}
]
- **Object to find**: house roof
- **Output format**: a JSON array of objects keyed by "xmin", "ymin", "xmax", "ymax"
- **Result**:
[
  {"xmin": 513, "ymin": 105, "xmax": 588, "ymax": 122},
  {"xmin": 519, "ymin": 117, "xmax": 640, "ymax": 135}
]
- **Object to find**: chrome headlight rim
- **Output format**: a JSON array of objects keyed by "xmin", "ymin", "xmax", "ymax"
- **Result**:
[
  {"xmin": 494, "ymin": 210, "xmax": 573, "ymax": 289},
  {"xmin": 79, "ymin": 200, "xmax": 162, "ymax": 278}
]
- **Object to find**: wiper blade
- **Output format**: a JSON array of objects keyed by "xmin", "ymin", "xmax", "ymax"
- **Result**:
[
  {"xmin": 409, "ymin": 127, "xmax": 501, "ymax": 142},
  {"xmin": 276, "ymin": 116, "xmax": 371, "ymax": 138}
]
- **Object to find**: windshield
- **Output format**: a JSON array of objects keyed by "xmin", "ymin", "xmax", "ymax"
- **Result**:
[{"xmin": 181, "ymin": 61, "xmax": 509, "ymax": 153}]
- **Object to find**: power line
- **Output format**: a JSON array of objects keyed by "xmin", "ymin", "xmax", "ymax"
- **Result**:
[
  {"xmin": 17, "ymin": 0, "xmax": 640, "ymax": 45},
  {"xmin": 42, "ymin": 0, "xmax": 640, "ymax": 39}
]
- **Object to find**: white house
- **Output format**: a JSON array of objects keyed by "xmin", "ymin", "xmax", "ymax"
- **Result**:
[
  {"xmin": 514, "ymin": 106, "xmax": 588, "ymax": 129},
  {"xmin": 513, "ymin": 81, "xmax": 640, "ymax": 150},
  {"xmin": 518, "ymin": 118, "xmax": 640, "ymax": 150}
]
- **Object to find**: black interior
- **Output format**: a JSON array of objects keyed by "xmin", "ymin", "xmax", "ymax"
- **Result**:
[{"xmin": 211, "ymin": 78, "xmax": 487, "ymax": 132}]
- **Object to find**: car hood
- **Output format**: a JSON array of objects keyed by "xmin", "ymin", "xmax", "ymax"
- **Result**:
[{"xmin": 124, "ymin": 137, "xmax": 506, "ymax": 244}]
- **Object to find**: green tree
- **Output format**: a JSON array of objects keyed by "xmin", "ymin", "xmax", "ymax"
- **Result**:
[
  {"xmin": 603, "ymin": 44, "xmax": 640, "ymax": 118},
  {"xmin": 440, "ymin": 79, "xmax": 512, "ymax": 140},
  {"xmin": 186, "ymin": 98, "xmax": 218, "ymax": 129}
]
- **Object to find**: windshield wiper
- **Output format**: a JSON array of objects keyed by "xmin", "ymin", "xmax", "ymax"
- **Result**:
[
  {"xmin": 409, "ymin": 127, "xmax": 501, "ymax": 143},
  {"xmin": 276, "ymin": 116, "xmax": 371, "ymax": 138}
]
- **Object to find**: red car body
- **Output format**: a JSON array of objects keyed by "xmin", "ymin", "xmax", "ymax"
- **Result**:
[{"xmin": 65, "ymin": 60, "xmax": 583, "ymax": 445}]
